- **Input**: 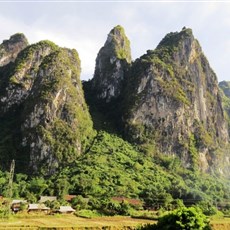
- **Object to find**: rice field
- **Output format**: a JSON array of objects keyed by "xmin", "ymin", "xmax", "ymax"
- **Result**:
[
  {"xmin": 0, "ymin": 215, "xmax": 155, "ymax": 230},
  {"xmin": 210, "ymin": 217, "xmax": 230, "ymax": 230},
  {"xmin": 0, "ymin": 215, "xmax": 229, "ymax": 230}
]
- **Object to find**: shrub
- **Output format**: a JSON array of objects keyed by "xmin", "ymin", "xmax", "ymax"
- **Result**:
[
  {"xmin": 138, "ymin": 207, "xmax": 211, "ymax": 230},
  {"xmin": 197, "ymin": 201, "xmax": 218, "ymax": 216}
]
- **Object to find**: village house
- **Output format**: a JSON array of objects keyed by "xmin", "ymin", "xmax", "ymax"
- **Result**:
[
  {"xmin": 58, "ymin": 206, "xmax": 75, "ymax": 214},
  {"xmin": 28, "ymin": 203, "xmax": 50, "ymax": 213},
  {"xmin": 64, "ymin": 195, "xmax": 76, "ymax": 202},
  {"xmin": 112, "ymin": 197, "xmax": 143, "ymax": 208},
  {"xmin": 39, "ymin": 196, "xmax": 57, "ymax": 203},
  {"xmin": 11, "ymin": 199, "xmax": 27, "ymax": 212}
]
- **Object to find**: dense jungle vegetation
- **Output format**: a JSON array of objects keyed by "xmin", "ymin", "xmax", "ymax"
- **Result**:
[{"xmin": 1, "ymin": 131, "xmax": 230, "ymax": 218}]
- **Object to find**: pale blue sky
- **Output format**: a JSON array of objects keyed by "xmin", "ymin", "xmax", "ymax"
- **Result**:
[{"xmin": 0, "ymin": 1, "xmax": 230, "ymax": 82}]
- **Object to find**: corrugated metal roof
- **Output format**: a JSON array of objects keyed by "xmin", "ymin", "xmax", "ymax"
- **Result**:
[
  {"xmin": 39, "ymin": 196, "xmax": 57, "ymax": 203},
  {"xmin": 64, "ymin": 195, "xmax": 76, "ymax": 201},
  {"xmin": 28, "ymin": 203, "xmax": 50, "ymax": 210},
  {"xmin": 59, "ymin": 206, "xmax": 75, "ymax": 212},
  {"xmin": 11, "ymin": 199, "xmax": 27, "ymax": 204}
]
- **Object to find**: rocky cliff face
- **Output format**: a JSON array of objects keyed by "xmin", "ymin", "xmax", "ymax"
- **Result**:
[
  {"xmin": 0, "ymin": 38, "xmax": 94, "ymax": 173},
  {"xmin": 124, "ymin": 28, "xmax": 229, "ymax": 171},
  {"xmin": 0, "ymin": 33, "xmax": 28, "ymax": 67},
  {"xmin": 91, "ymin": 25, "xmax": 131, "ymax": 102}
]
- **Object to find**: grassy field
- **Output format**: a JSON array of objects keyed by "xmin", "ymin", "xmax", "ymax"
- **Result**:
[{"xmin": 0, "ymin": 215, "xmax": 229, "ymax": 230}]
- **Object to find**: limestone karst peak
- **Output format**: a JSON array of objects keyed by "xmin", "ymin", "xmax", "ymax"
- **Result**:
[
  {"xmin": 0, "ymin": 33, "xmax": 29, "ymax": 67},
  {"xmin": 0, "ymin": 38, "xmax": 94, "ymax": 174},
  {"xmin": 5, "ymin": 33, "xmax": 28, "ymax": 44},
  {"xmin": 91, "ymin": 25, "xmax": 132, "ymax": 102},
  {"xmin": 123, "ymin": 27, "xmax": 228, "ymax": 173},
  {"xmin": 104, "ymin": 25, "xmax": 131, "ymax": 62}
]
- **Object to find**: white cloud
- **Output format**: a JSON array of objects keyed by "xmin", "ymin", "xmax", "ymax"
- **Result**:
[
  {"xmin": 0, "ymin": 2, "xmax": 230, "ymax": 81},
  {"xmin": 0, "ymin": 15, "xmax": 29, "ymax": 42}
]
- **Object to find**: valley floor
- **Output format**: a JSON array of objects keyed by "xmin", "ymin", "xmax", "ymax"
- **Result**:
[
  {"xmin": 0, "ymin": 215, "xmax": 230, "ymax": 230},
  {"xmin": 0, "ymin": 215, "xmax": 155, "ymax": 229}
]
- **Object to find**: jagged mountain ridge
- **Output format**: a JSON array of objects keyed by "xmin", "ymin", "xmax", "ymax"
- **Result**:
[{"xmin": 0, "ymin": 26, "xmax": 229, "ymax": 177}]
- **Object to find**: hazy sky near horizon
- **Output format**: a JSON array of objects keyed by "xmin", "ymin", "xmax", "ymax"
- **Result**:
[{"xmin": 0, "ymin": 1, "xmax": 230, "ymax": 82}]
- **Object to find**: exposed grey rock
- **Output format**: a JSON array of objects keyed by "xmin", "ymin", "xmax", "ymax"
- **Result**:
[{"xmin": 0, "ymin": 42, "xmax": 54, "ymax": 113}]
